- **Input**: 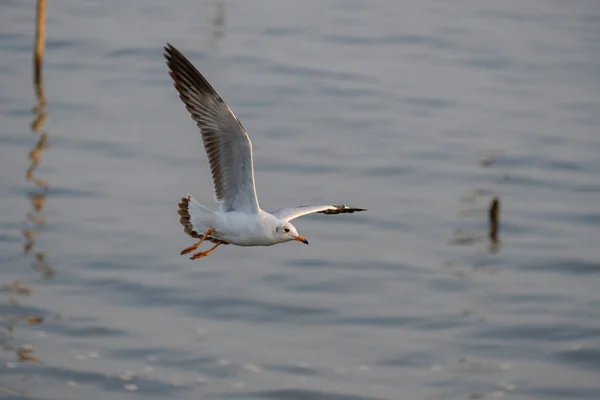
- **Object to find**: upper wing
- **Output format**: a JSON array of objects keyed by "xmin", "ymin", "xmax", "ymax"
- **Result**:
[
  {"xmin": 164, "ymin": 43, "xmax": 260, "ymax": 213},
  {"xmin": 270, "ymin": 204, "xmax": 366, "ymax": 222}
]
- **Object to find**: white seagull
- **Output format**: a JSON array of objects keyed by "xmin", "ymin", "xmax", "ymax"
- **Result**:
[{"xmin": 164, "ymin": 44, "xmax": 366, "ymax": 260}]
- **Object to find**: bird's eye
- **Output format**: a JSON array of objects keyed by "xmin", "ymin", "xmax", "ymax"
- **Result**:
[{"xmin": 283, "ymin": 227, "xmax": 290, "ymax": 233}]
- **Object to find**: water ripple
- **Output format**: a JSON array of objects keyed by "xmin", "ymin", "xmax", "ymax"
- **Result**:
[{"xmin": 227, "ymin": 389, "xmax": 384, "ymax": 400}]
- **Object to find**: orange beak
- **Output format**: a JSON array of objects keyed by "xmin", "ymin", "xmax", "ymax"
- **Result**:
[{"xmin": 294, "ymin": 235, "xmax": 309, "ymax": 245}]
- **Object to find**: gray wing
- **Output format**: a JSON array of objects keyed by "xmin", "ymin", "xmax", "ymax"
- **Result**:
[
  {"xmin": 164, "ymin": 43, "xmax": 260, "ymax": 213},
  {"xmin": 270, "ymin": 204, "xmax": 366, "ymax": 222}
]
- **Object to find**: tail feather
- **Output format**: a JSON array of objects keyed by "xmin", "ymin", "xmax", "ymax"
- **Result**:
[
  {"xmin": 177, "ymin": 195, "xmax": 228, "ymax": 244},
  {"xmin": 177, "ymin": 196, "xmax": 201, "ymax": 238}
]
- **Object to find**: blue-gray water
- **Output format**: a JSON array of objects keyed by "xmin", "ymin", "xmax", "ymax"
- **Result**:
[{"xmin": 1, "ymin": 0, "xmax": 599, "ymax": 399}]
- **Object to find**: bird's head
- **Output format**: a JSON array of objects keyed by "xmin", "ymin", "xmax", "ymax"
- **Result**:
[{"xmin": 275, "ymin": 222, "xmax": 308, "ymax": 245}]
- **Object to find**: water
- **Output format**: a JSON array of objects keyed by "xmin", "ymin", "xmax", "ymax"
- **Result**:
[{"xmin": 1, "ymin": 0, "xmax": 599, "ymax": 398}]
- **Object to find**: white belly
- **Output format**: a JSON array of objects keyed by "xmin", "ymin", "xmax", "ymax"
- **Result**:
[{"xmin": 212, "ymin": 211, "xmax": 275, "ymax": 246}]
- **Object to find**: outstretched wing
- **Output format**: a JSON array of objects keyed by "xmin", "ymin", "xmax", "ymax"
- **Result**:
[
  {"xmin": 164, "ymin": 43, "xmax": 260, "ymax": 213},
  {"xmin": 270, "ymin": 204, "xmax": 366, "ymax": 222}
]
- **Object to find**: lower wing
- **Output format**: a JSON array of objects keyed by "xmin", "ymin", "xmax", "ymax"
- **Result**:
[{"xmin": 270, "ymin": 204, "xmax": 366, "ymax": 222}]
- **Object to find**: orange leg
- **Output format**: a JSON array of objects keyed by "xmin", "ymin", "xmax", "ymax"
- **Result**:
[
  {"xmin": 190, "ymin": 240, "xmax": 224, "ymax": 260},
  {"xmin": 180, "ymin": 228, "xmax": 215, "ymax": 255}
]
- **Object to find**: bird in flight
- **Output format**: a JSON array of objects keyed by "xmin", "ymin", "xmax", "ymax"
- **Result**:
[{"xmin": 164, "ymin": 44, "xmax": 366, "ymax": 260}]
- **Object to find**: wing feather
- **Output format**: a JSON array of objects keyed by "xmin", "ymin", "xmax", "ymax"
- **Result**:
[
  {"xmin": 164, "ymin": 44, "xmax": 260, "ymax": 213},
  {"xmin": 270, "ymin": 204, "xmax": 366, "ymax": 221}
]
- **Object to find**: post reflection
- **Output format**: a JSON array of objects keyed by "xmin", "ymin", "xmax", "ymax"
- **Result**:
[
  {"xmin": 1, "ymin": 0, "xmax": 50, "ymax": 380},
  {"xmin": 444, "ymin": 153, "xmax": 503, "ymax": 281},
  {"xmin": 23, "ymin": 0, "xmax": 54, "ymax": 279},
  {"xmin": 208, "ymin": 0, "xmax": 226, "ymax": 50}
]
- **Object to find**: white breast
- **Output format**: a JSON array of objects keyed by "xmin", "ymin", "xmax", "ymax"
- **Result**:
[{"xmin": 213, "ymin": 211, "xmax": 277, "ymax": 246}]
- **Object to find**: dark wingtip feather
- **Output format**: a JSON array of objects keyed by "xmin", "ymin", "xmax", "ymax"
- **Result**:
[
  {"xmin": 163, "ymin": 43, "xmax": 222, "ymax": 103},
  {"xmin": 318, "ymin": 205, "xmax": 367, "ymax": 215}
]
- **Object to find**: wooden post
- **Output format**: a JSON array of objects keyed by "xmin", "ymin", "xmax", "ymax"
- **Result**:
[
  {"xmin": 34, "ymin": 0, "xmax": 46, "ymax": 103},
  {"xmin": 489, "ymin": 196, "xmax": 500, "ymax": 242}
]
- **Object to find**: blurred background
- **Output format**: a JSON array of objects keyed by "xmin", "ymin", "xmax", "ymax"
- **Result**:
[{"xmin": 1, "ymin": 0, "xmax": 599, "ymax": 399}]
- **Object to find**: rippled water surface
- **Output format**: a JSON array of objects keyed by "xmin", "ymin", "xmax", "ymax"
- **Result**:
[{"xmin": 1, "ymin": 0, "xmax": 599, "ymax": 399}]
